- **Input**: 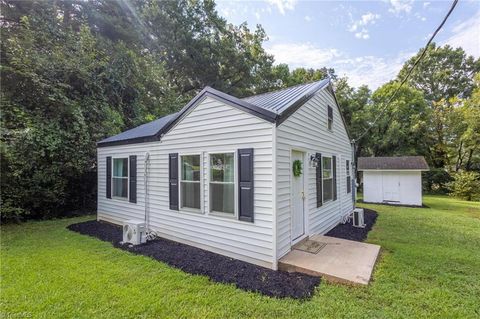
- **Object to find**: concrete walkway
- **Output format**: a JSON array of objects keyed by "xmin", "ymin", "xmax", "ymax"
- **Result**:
[{"xmin": 278, "ymin": 235, "xmax": 381, "ymax": 285}]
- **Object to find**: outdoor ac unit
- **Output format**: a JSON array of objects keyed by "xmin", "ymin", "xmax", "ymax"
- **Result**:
[
  {"xmin": 352, "ymin": 208, "xmax": 366, "ymax": 228},
  {"xmin": 122, "ymin": 220, "xmax": 146, "ymax": 245}
]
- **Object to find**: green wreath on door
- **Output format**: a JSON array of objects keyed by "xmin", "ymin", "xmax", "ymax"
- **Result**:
[{"xmin": 292, "ymin": 160, "xmax": 303, "ymax": 177}]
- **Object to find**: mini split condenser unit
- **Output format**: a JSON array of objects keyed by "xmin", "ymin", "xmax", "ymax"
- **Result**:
[
  {"xmin": 353, "ymin": 208, "xmax": 366, "ymax": 228},
  {"xmin": 122, "ymin": 220, "xmax": 147, "ymax": 245}
]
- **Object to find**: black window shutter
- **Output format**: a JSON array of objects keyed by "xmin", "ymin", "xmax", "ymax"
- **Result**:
[
  {"xmin": 129, "ymin": 155, "xmax": 137, "ymax": 203},
  {"xmin": 316, "ymin": 153, "xmax": 322, "ymax": 207},
  {"xmin": 238, "ymin": 148, "xmax": 254, "ymax": 222},
  {"xmin": 333, "ymin": 155, "xmax": 337, "ymax": 201},
  {"xmin": 106, "ymin": 157, "xmax": 112, "ymax": 199},
  {"xmin": 169, "ymin": 153, "xmax": 179, "ymax": 210},
  {"xmin": 328, "ymin": 106, "xmax": 333, "ymax": 119}
]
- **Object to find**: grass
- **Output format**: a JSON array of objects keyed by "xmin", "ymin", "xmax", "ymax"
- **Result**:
[{"xmin": 1, "ymin": 195, "xmax": 479, "ymax": 318}]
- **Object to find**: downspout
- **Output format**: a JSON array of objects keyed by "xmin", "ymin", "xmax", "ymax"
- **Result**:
[
  {"xmin": 339, "ymin": 154, "xmax": 343, "ymax": 218},
  {"xmin": 351, "ymin": 139, "xmax": 357, "ymax": 209},
  {"xmin": 271, "ymin": 123, "xmax": 278, "ymax": 270},
  {"xmin": 144, "ymin": 151, "xmax": 153, "ymax": 240}
]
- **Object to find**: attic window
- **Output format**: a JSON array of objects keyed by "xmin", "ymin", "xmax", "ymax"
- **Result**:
[{"xmin": 327, "ymin": 106, "xmax": 333, "ymax": 131}]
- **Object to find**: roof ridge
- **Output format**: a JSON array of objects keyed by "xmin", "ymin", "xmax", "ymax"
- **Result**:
[{"xmin": 242, "ymin": 79, "xmax": 326, "ymax": 100}]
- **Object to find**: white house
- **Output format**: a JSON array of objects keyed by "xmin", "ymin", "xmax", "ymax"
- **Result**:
[
  {"xmin": 97, "ymin": 78, "xmax": 355, "ymax": 270},
  {"xmin": 358, "ymin": 156, "xmax": 429, "ymax": 207}
]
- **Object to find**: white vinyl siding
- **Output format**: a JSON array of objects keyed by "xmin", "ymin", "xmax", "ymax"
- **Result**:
[
  {"xmin": 275, "ymin": 88, "xmax": 354, "ymax": 259},
  {"xmin": 98, "ymin": 96, "xmax": 275, "ymax": 268}
]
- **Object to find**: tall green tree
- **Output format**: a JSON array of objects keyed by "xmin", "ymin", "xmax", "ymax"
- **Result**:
[
  {"xmin": 0, "ymin": 0, "xmax": 179, "ymax": 220},
  {"xmin": 397, "ymin": 43, "xmax": 480, "ymax": 168},
  {"xmin": 365, "ymin": 82, "xmax": 431, "ymax": 158},
  {"xmin": 446, "ymin": 73, "xmax": 480, "ymax": 172},
  {"xmin": 333, "ymin": 77, "xmax": 371, "ymax": 160}
]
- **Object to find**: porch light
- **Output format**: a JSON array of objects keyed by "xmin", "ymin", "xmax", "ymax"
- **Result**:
[{"xmin": 310, "ymin": 154, "xmax": 320, "ymax": 167}]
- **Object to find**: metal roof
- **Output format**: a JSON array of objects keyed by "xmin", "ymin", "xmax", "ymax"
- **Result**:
[
  {"xmin": 98, "ymin": 112, "xmax": 178, "ymax": 145},
  {"xmin": 241, "ymin": 79, "xmax": 330, "ymax": 114},
  {"xmin": 357, "ymin": 156, "xmax": 429, "ymax": 171},
  {"xmin": 98, "ymin": 79, "xmax": 331, "ymax": 147}
]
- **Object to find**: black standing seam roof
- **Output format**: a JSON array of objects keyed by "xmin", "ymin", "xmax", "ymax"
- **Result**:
[{"xmin": 98, "ymin": 78, "xmax": 334, "ymax": 147}]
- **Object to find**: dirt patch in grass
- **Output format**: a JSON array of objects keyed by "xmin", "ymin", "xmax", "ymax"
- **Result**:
[
  {"xmin": 67, "ymin": 221, "xmax": 320, "ymax": 299},
  {"xmin": 325, "ymin": 208, "xmax": 378, "ymax": 242}
]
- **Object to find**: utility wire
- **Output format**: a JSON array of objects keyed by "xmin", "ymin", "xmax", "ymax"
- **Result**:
[{"xmin": 352, "ymin": 0, "xmax": 459, "ymax": 143}]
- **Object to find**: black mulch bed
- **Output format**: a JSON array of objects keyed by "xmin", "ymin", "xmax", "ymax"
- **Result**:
[
  {"xmin": 325, "ymin": 208, "xmax": 378, "ymax": 242},
  {"xmin": 67, "ymin": 221, "xmax": 320, "ymax": 299}
]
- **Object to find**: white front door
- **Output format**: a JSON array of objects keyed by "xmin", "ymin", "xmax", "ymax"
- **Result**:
[
  {"xmin": 382, "ymin": 172, "xmax": 400, "ymax": 202},
  {"xmin": 291, "ymin": 150, "xmax": 305, "ymax": 241}
]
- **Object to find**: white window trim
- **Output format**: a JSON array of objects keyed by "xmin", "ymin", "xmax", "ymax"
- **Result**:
[
  {"xmin": 111, "ymin": 156, "xmax": 129, "ymax": 201},
  {"xmin": 178, "ymin": 153, "xmax": 203, "ymax": 214},
  {"xmin": 322, "ymin": 155, "xmax": 333, "ymax": 203},
  {"xmin": 207, "ymin": 150, "xmax": 238, "ymax": 219}
]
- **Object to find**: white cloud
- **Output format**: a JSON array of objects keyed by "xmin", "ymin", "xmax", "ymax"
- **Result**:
[
  {"xmin": 388, "ymin": 0, "xmax": 414, "ymax": 15},
  {"xmin": 267, "ymin": 43, "xmax": 342, "ymax": 67},
  {"xmin": 304, "ymin": 15, "xmax": 312, "ymax": 22},
  {"xmin": 443, "ymin": 11, "xmax": 480, "ymax": 58},
  {"xmin": 266, "ymin": 0, "xmax": 297, "ymax": 15},
  {"xmin": 267, "ymin": 42, "xmax": 413, "ymax": 89},
  {"xmin": 415, "ymin": 12, "xmax": 427, "ymax": 22},
  {"xmin": 335, "ymin": 53, "xmax": 413, "ymax": 89},
  {"xmin": 348, "ymin": 12, "xmax": 380, "ymax": 40},
  {"xmin": 423, "ymin": 2, "xmax": 431, "ymax": 8},
  {"xmin": 355, "ymin": 29, "xmax": 370, "ymax": 39}
]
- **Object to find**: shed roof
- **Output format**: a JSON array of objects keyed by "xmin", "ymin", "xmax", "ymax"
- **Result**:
[
  {"xmin": 357, "ymin": 156, "xmax": 429, "ymax": 171},
  {"xmin": 98, "ymin": 79, "xmax": 331, "ymax": 147}
]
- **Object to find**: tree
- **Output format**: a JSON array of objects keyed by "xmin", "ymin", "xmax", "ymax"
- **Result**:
[
  {"xmin": 447, "ymin": 171, "xmax": 480, "ymax": 201},
  {"xmin": 333, "ymin": 77, "xmax": 371, "ymax": 160},
  {"xmin": 397, "ymin": 43, "xmax": 480, "ymax": 168},
  {"xmin": 446, "ymin": 73, "xmax": 480, "ymax": 172},
  {"xmin": 365, "ymin": 82, "xmax": 431, "ymax": 158},
  {"xmin": 0, "ymin": 1, "xmax": 179, "ymax": 220},
  {"xmin": 398, "ymin": 43, "xmax": 480, "ymax": 102},
  {"xmin": 139, "ymin": 0, "xmax": 277, "ymax": 97}
]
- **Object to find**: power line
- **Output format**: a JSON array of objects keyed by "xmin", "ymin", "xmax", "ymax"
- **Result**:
[{"xmin": 352, "ymin": 0, "xmax": 459, "ymax": 143}]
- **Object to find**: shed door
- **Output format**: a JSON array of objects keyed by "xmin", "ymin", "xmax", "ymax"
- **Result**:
[{"xmin": 382, "ymin": 172, "xmax": 400, "ymax": 202}]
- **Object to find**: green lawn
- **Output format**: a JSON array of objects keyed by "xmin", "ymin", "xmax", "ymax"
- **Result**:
[{"xmin": 1, "ymin": 196, "xmax": 479, "ymax": 318}]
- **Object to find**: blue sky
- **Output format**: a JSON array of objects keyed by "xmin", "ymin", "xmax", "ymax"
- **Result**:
[{"xmin": 216, "ymin": 0, "xmax": 480, "ymax": 89}]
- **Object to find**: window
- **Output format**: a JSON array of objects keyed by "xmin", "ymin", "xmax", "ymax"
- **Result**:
[
  {"xmin": 346, "ymin": 160, "xmax": 351, "ymax": 193},
  {"xmin": 322, "ymin": 157, "xmax": 333, "ymax": 202},
  {"xmin": 327, "ymin": 105, "xmax": 333, "ymax": 131},
  {"xmin": 113, "ymin": 158, "xmax": 128, "ymax": 198},
  {"xmin": 209, "ymin": 153, "xmax": 235, "ymax": 215},
  {"xmin": 180, "ymin": 155, "xmax": 201, "ymax": 210}
]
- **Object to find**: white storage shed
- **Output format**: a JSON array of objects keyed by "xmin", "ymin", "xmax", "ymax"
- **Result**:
[{"xmin": 358, "ymin": 156, "xmax": 429, "ymax": 207}]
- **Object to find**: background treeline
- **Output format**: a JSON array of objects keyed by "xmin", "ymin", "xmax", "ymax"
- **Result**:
[{"xmin": 1, "ymin": 0, "xmax": 479, "ymax": 221}]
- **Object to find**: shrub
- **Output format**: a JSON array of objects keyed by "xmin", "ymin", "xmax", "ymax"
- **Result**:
[
  {"xmin": 447, "ymin": 171, "xmax": 480, "ymax": 201},
  {"xmin": 423, "ymin": 168, "xmax": 452, "ymax": 194}
]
